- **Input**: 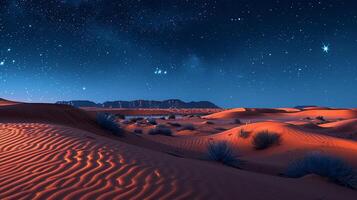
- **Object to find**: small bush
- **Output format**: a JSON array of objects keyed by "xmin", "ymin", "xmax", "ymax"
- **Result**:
[
  {"xmin": 148, "ymin": 125, "xmax": 173, "ymax": 136},
  {"xmin": 179, "ymin": 123, "xmax": 196, "ymax": 131},
  {"xmin": 167, "ymin": 122, "xmax": 182, "ymax": 127},
  {"xmin": 316, "ymin": 116, "xmax": 325, "ymax": 121},
  {"xmin": 215, "ymin": 127, "xmax": 228, "ymax": 131},
  {"xmin": 204, "ymin": 121, "xmax": 214, "ymax": 125},
  {"xmin": 115, "ymin": 114, "xmax": 126, "ymax": 120},
  {"xmin": 122, "ymin": 119, "xmax": 131, "ymax": 124},
  {"xmin": 207, "ymin": 141, "xmax": 240, "ymax": 167},
  {"xmin": 130, "ymin": 117, "xmax": 144, "ymax": 123},
  {"xmin": 233, "ymin": 118, "xmax": 241, "ymax": 124},
  {"xmin": 134, "ymin": 128, "xmax": 143, "ymax": 134},
  {"xmin": 238, "ymin": 129, "xmax": 250, "ymax": 139},
  {"xmin": 285, "ymin": 153, "xmax": 357, "ymax": 189},
  {"xmin": 146, "ymin": 118, "xmax": 157, "ymax": 125},
  {"xmin": 96, "ymin": 113, "xmax": 123, "ymax": 136},
  {"xmin": 252, "ymin": 131, "xmax": 281, "ymax": 150},
  {"xmin": 168, "ymin": 114, "xmax": 176, "ymax": 119}
]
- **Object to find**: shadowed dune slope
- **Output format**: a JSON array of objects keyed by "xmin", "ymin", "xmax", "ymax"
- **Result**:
[
  {"xmin": 0, "ymin": 103, "xmax": 103, "ymax": 133},
  {"xmin": 0, "ymin": 123, "xmax": 356, "ymax": 200}
]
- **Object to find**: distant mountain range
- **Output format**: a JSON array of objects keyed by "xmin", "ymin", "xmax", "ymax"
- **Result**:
[{"xmin": 56, "ymin": 99, "xmax": 220, "ymax": 109}]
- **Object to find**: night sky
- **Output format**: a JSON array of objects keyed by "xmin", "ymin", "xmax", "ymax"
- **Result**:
[{"xmin": 0, "ymin": 0, "xmax": 357, "ymax": 108}]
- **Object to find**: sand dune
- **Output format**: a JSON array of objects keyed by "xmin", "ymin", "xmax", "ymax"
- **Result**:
[
  {"xmin": 0, "ymin": 103, "xmax": 103, "ymax": 134},
  {"xmin": 205, "ymin": 107, "xmax": 357, "ymax": 120},
  {"xmin": 1, "ymin": 122, "xmax": 356, "ymax": 199},
  {"xmin": 0, "ymin": 103, "xmax": 356, "ymax": 199},
  {"xmin": 141, "ymin": 121, "xmax": 357, "ymax": 172}
]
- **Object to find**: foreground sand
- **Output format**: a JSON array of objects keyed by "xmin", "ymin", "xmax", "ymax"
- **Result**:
[{"xmin": 0, "ymin": 102, "xmax": 357, "ymax": 199}]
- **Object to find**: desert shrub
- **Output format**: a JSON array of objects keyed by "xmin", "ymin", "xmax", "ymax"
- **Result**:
[
  {"xmin": 115, "ymin": 114, "xmax": 126, "ymax": 120},
  {"xmin": 146, "ymin": 118, "xmax": 157, "ymax": 125},
  {"xmin": 179, "ymin": 123, "xmax": 196, "ymax": 131},
  {"xmin": 252, "ymin": 131, "xmax": 281, "ymax": 150},
  {"xmin": 96, "ymin": 113, "xmax": 123, "ymax": 136},
  {"xmin": 207, "ymin": 141, "xmax": 240, "ymax": 167},
  {"xmin": 233, "ymin": 118, "xmax": 241, "ymax": 124},
  {"xmin": 204, "ymin": 121, "xmax": 214, "ymax": 125},
  {"xmin": 238, "ymin": 129, "xmax": 250, "ymax": 139},
  {"xmin": 134, "ymin": 128, "xmax": 143, "ymax": 134},
  {"xmin": 168, "ymin": 114, "xmax": 176, "ymax": 119},
  {"xmin": 316, "ymin": 116, "xmax": 325, "ymax": 121},
  {"xmin": 148, "ymin": 125, "xmax": 172, "ymax": 136},
  {"xmin": 160, "ymin": 116, "xmax": 166, "ymax": 120},
  {"xmin": 215, "ymin": 127, "xmax": 228, "ymax": 131},
  {"xmin": 167, "ymin": 122, "xmax": 182, "ymax": 127},
  {"xmin": 130, "ymin": 117, "xmax": 144, "ymax": 123},
  {"xmin": 285, "ymin": 153, "xmax": 357, "ymax": 189},
  {"xmin": 122, "ymin": 119, "xmax": 131, "ymax": 124}
]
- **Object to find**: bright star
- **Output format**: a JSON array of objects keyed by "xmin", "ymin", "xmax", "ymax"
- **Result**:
[
  {"xmin": 322, "ymin": 44, "xmax": 329, "ymax": 53},
  {"xmin": 82, "ymin": 87, "xmax": 86, "ymax": 91},
  {"xmin": 0, "ymin": 61, "xmax": 4, "ymax": 66}
]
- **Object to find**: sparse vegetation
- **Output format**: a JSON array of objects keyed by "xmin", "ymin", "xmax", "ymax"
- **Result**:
[
  {"xmin": 215, "ymin": 127, "xmax": 228, "ymax": 131},
  {"xmin": 134, "ymin": 128, "xmax": 143, "ymax": 134},
  {"xmin": 316, "ymin": 116, "xmax": 326, "ymax": 121},
  {"xmin": 204, "ymin": 120, "xmax": 214, "ymax": 125},
  {"xmin": 179, "ymin": 123, "xmax": 196, "ymax": 131},
  {"xmin": 167, "ymin": 122, "xmax": 182, "ymax": 127},
  {"xmin": 252, "ymin": 131, "xmax": 281, "ymax": 150},
  {"xmin": 285, "ymin": 153, "xmax": 357, "ymax": 189},
  {"xmin": 238, "ymin": 129, "xmax": 250, "ymax": 139},
  {"xmin": 130, "ymin": 117, "xmax": 144, "ymax": 123},
  {"xmin": 233, "ymin": 118, "xmax": 241, "ymax": 124},
  {"xmin": 146, "ymin": 118, "xmax": 157, "ymax": 125},
  {"xmin": 115, "ymin": 114, "xmax": 126, "ymax": 120},
  {"xmin": 148, "ymin": 125, "xmax": 173, "ymax": 136},
  {"xmin": 207, "ymin": 141, "xmax": 240, "ymax": 167},
  {"xmin": 168, "ymin": 114, "xmax": 176, "ymax": 119},
  {"xmin": 96, "ymin": 113, "xmax": 123, "ymax": 136}
]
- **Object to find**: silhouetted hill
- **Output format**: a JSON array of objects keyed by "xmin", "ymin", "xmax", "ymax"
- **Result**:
[{"xmin": 56, "ymin": 99, "xmax": 220, "ymax": 109}]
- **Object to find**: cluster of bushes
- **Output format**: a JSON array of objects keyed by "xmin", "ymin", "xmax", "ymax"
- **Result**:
[
  {"xmin": 148, "ymin": 124, "xmax": 173, "ymax": 136},
  {"xmin": 96, "ymin": 113, "xmax": 123, "ymax": 136},
  {"xmin": 285, "ymin": 153, "xmax": 357, "ymax": 189}
]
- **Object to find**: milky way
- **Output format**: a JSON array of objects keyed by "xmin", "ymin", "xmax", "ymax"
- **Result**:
[{"xmin": 0, "ymin": 0, "xmax": 356, "ymax": 107}]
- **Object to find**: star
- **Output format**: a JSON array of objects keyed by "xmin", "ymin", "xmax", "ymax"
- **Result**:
[
  {"xmin": 322, "ymin": 44, "xmax": 329, "ymax": 53},
  {"xmin": 82, "ymin": 87, "xmax": 86, "ymax": 91},
  {"xmin": 0, "ymin": 61, "xmax": 4, "ymax": 66}
]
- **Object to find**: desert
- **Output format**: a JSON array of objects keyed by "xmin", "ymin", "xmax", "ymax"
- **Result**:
[{"xmin": 0, "ymin": 99, "xmax": 356, "ymax": 199}]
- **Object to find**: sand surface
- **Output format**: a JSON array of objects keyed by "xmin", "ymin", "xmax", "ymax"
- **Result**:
[{"xmin": 0, "ymin": 102, "xmax": 356, "ymax": 199}]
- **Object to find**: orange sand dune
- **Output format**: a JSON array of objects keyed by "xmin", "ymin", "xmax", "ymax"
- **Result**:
[
  {"xmin": 0, "ymin": 103, "xmax": 103, "ymax": 133},
  {"xmin": 1, "ymin": 123, "xmax": 356, "ymax": 200},
  {"xmin": 143, "ymin": 121, "xmax": 357, "ymax": 172},
  {"xmin": 205, "ymin": 107, "xmax": 357, "ymax": 120}
]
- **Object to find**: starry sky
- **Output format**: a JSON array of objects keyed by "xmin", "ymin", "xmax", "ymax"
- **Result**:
[{"xmin": 0, "ymin": 0, "xmax": 357, "ymax": 108}]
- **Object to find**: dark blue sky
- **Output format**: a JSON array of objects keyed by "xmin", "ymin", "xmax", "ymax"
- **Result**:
[{"xmin": 0, "ymin": 0, "xmax": 356, "ymax": 107}]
